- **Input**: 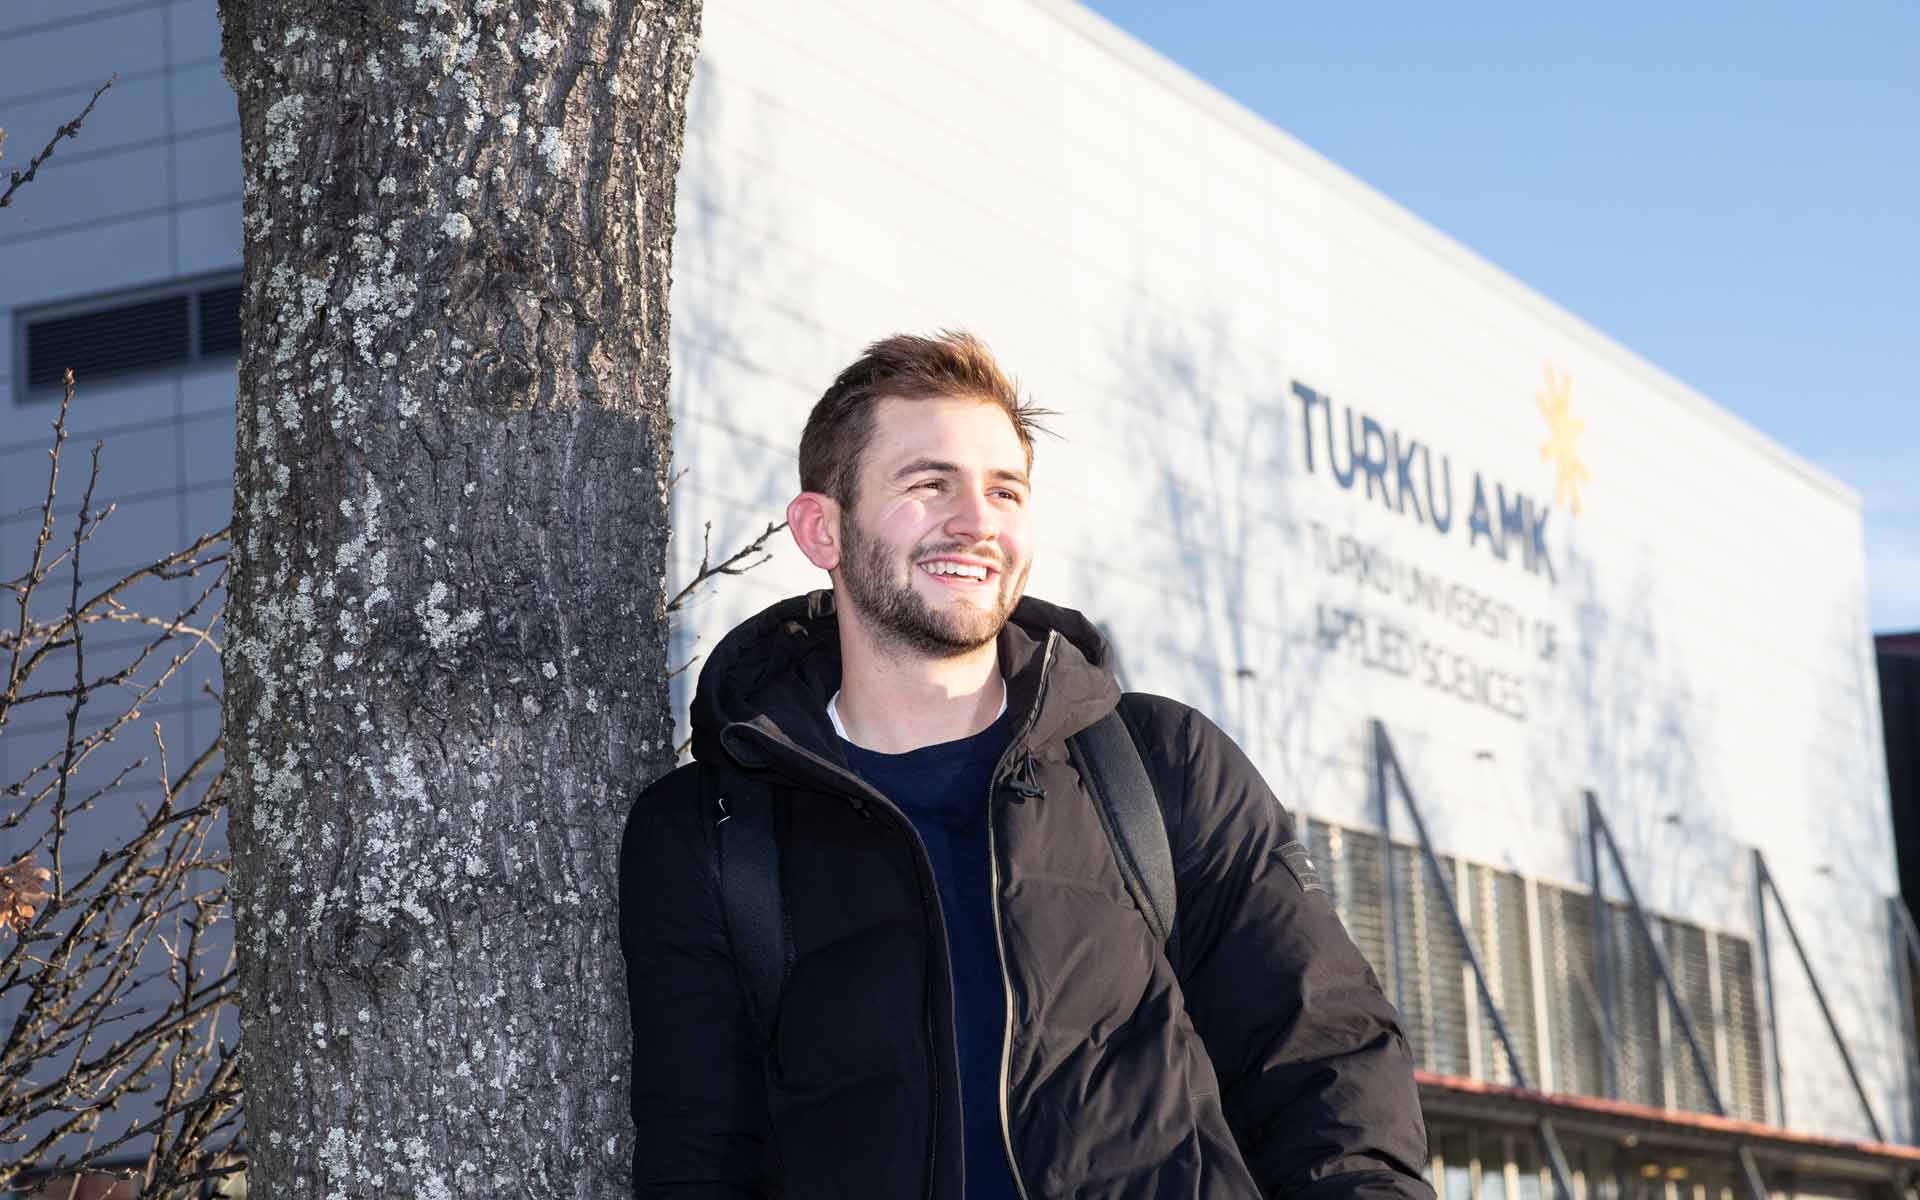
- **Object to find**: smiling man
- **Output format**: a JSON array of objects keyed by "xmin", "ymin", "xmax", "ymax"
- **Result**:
[{"xmin": 620, "ymin": 332, "xmax": 1431, "ymax": 1199}]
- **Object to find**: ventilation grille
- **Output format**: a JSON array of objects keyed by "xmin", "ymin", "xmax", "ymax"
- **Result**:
[
  {"xmin": 1539, "ymin": 884, "xmax": 1606, "ymax": 1094},
  {"xmin": 1607, "ymin": 900, "xmax": 1665, "ymax": 1106},
  {"xmin": 1309, "ymin": 820, "xmax": 1389, "ymax": 978},
  {"xmin": 21, "ymin": 276, "xmax": 242, "ymax": 394},
  {"xmin": 26, "ymin": 295, "xmax": 189, "ymax": 388},
  {"xmin": 1396, "ymin": 847, "xmax": 1472, "ymax": 1075},
  {"xmin": 1304, "ymin": 815, "xmax": 1768, "ymax": 1117},
  {"xmin": 1717, "ymin": 932, "xmax": 1768, "ymax": 1121},
  {"xmin": 197, "ymin": 284, "xmax": 244, "ymax": 357},
  {"xmin": 1467, "ymin": 864, "xmax": 1537, "ymax": 1087},
  {"xmin": 1665, "ymin": 917, "xmax": 1718, "ymax": 1113}
]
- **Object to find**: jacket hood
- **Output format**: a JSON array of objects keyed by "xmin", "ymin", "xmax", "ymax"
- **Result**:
[{"xmin": 690, "ymin": 590, "xmax": 1122, "ymax": 778}]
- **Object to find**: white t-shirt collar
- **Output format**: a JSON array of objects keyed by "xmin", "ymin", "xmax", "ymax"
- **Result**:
[{"xmin": 827, "ymin": 685, "xmax": 1008, "ymax": 746}]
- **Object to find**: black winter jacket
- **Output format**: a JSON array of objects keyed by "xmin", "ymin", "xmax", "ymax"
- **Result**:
[{"xmin": 620, "ymin": 592, "xmax": 1431, "ymax": 1199}]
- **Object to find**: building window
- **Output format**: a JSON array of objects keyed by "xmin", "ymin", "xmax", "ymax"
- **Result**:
[{"xmin": 16, "ymin": 273, "xmax": 243, "ymax": 399}]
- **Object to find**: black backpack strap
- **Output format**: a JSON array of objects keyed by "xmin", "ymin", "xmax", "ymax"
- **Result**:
[
  {"xmin": 714, "ymin": 783, "xmax": 785, "ymax": 1044},
  {"xmin": 1069, "ymin": 707, "xmax": 1178, "ymax": 953}
]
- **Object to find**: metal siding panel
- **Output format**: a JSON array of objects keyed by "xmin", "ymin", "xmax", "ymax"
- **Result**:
[
  {"xmin": 172, "ymin": 198, "xmax": 243, "ymax": 279},
  {"xmin": 1, "ymin": 142, "xmax": 173, "ymax": 241},
  {"xmin": 0, "ymin": 10, "xmax": 167, "ymax": 102},
  {"xmin": 172, "ymin": 126, "xmax": 241, "ymax": 207},
  {"xmin": 165, "ymin": 0, "xmax": 221, "ymax": 65},
  {"xmin": 0, "ymin": 213, "xmax": 173, "ymax": 313},
  {"xmin": 0, "ymin": 72, "xmax": 171, "ymax": 158}
]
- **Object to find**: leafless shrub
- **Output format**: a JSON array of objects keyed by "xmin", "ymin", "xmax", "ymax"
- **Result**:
[{"xmin": 2, "ymin": 372, "xmax": 241, "ymax": 1198}]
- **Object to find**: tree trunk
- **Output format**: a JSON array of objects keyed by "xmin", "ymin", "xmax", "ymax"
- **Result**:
[{"xmin": 216, "ymin": 2, "xmax": 699, "ymax": 1194}]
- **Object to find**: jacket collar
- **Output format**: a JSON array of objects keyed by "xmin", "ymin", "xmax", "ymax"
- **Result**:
[{"xmin": 691, "ymin": 590, "xmax": 1121, "ymax": 789}]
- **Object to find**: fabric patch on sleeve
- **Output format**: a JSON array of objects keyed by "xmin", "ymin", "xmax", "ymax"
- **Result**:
[{"xmin": 1273, "ymin": 839, "xmax": 1325, "ymax": 893}]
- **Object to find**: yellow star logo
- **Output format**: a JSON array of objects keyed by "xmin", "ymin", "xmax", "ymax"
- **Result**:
[{"xmin": 1537, "ymin": 363, "xmax": 1590, "ymax": 515}]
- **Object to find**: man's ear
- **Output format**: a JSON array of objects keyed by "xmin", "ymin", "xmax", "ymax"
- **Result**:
[{"xmin": 786, "ymin": 492, "xmax": 841, "ymax": 572}]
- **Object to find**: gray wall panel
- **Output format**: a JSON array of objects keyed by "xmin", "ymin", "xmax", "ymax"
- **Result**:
[
  {"xmin": 174, "ymin": 127, "xmax": 243, "ymax": 205},
  {"xmin": 181, "ymin": 479, "xmax": 229, "ymax": 537},
  {"xmin": 178, "ymin": 363, "xmax": 241, "ymax": 418},
  {"xmin": 0, "ymin": 144, "xmax": 171, "ymax": 235},
  {"xmin": 165, "ymin": 0, "xmax": 223, "ymax": 66},
  {"xmin": 181, "ymin": 406, "xmax": 236, "ymax": 487},
  {"xmin": 0, "ymin": 0, "xmax": 165, "ymax": 38},
  {"xmin": 0, "ymin": 72, "xmax": 171, "ymax": 158},
  {"xmin": 11, "ymin": 377, "xmax": 179, "ymax": 440},
  {"xmin": 0, "ymin": 8, "xmax": 167, "ymax": 103},
  {"xmin": 173, "ymin": 197, "xmax": 243, "ymax": 277},
  {"xmin": 169, "ymin": 61, "xmax": 239, "ymax": 130},
  {"xmin": 0, "ymin": 212, "xmax": 173, "ymax": 312},
  {"xmin": 60, "ymin": 416, "xmax": 181, "ymax": 508}
]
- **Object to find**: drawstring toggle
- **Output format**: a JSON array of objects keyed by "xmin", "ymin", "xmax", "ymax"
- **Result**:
[{"xmin": 1008, "ymin": 752, "xmax": 1044, "ymax": 799}]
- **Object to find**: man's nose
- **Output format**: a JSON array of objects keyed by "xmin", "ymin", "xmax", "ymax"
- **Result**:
[{"xmin": 943, "ymin": 486, "xmax": 999, "ymax": 543}]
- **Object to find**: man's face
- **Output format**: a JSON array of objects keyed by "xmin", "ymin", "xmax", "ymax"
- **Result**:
[{"xmin": 834, "ymin": 396, "xmax": 1033, "ymax": 659}]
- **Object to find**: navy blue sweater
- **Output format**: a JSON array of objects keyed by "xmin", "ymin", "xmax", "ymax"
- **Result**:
[{"xmin": 842, "ymin": 712, "xmax": 1019, "ymax": 1200}]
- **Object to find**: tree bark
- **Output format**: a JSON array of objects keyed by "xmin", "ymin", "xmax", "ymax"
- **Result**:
[{"xmin": 216, "ymin": 2, "xmax": 698, "ymax": 1194}]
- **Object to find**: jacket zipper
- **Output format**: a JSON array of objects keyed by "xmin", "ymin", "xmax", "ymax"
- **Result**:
[
  {"xmin": 917, "ymin": 851, "xmax": 941, "ymax": 1200},
  {"xmin": 986, "ymin": 632, "xmax": 1054, "ymax": 1200},
  {"xmin": 728, "ymin": 729, "xmax": 947, "ymax": 1200}
]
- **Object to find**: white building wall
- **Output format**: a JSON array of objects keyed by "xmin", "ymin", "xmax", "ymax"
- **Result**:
[
  {"xmin": 0, "ymin": 0, "xmax": 1897, "ymax": 1152},
  {"xmin": 667, "ymin": 0, "xmax": 1898, "ymax": 1141}
]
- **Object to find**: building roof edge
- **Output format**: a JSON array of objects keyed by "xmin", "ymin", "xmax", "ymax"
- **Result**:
[{"xmin": 1034, "ymin": 0, "xmax": 1863, "ymax": 512}]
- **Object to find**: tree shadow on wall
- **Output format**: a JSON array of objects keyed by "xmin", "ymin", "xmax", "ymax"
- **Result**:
[
  {"xmin": 1089, "ymin": 292, "xmax": 1333, "ymax": 809},
  {"xmin": 665, "ymin": 50, "xmax": 824, "ymax": 729},
  {"xmin": 1779, "ymin": 595, "xmax": 1907, "ymax": 1142},
  {"xmin": 672, "ymin": 56, "xmax": 814, "ymax": 459},
  {"xmin": 1535, "ymin": 543, "xmax": 1728, "ymax": 919}
]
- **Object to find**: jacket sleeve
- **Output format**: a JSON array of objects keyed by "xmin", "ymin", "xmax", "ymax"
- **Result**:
[
  {"xmin": 1125, "ymin": 697, "xmax": 1433, "ymax": 1200},
  {"xmin": 619, "ymin": 766, "xmax": 776, "ymax": 1198}
]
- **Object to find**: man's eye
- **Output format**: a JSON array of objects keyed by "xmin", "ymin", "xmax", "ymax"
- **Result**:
[{"xmin": 916, "ymin": 479, "xmax": 945, "ymax": 492}]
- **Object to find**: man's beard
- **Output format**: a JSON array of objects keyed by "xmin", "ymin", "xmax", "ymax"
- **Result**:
[{"xmin": 837, "ymin": 518, "xmax": 1026, "ymax": 659}]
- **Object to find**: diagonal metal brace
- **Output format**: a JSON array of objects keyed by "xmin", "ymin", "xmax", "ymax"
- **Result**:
[
  {"xmin": 1586, "ymin": 792, "xmax": 1730, "ymax": 1117},
  {"xmin": 1584, "ymin": 794, "xmax": 1787, "ymax": 1200},
  {"xmin": 1889, "ymin": 897, "xmax": 1920, "ymax": 1144},
  {"xmin": 1753, "ymin": 850, "xmax": 1886, "ymax": 1143},
  {"xmin": 1373, "ymin": 721, "xmax": 1577, "ymax": 1200}
]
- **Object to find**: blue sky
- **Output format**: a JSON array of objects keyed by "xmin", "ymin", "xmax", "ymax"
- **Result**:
[{"xmin": 1084, "ymin": 2, "xmax": 1918, "ymax": 633}]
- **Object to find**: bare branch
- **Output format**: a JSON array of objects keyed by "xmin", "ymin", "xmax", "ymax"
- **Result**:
[
  {"xmin": 666, "ymin": 654, "xmax": 702, "ymax": 681},
  {"xmin": 664, "ymin": 519, "xmax": 788, "ymax": 614},
  {"xmin": 6, "ymin": 372, "xmax": 78, "ymax": 721},
  {"xmin": 0, "ymin": 77, "xmax": 116, "ymax": 209},
  {"xmin": 0, "ymin": 369, "xmax": 234, "ymax": 1191}
]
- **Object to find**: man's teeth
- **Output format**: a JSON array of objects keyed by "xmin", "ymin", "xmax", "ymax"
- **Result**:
[{"xmin": 922, "ymin": 561, "xmax": 988, "ymax": 580}]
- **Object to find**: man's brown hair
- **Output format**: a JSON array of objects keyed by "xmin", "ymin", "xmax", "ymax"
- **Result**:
[{"xmin": 799, "ymin": 330, "xmax": 1053, "ymax": 507}]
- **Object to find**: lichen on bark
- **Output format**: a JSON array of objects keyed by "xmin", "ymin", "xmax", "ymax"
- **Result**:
[{"xmin": 216, "ymin": 1, "xmax": 700, "ymax": 1193}]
